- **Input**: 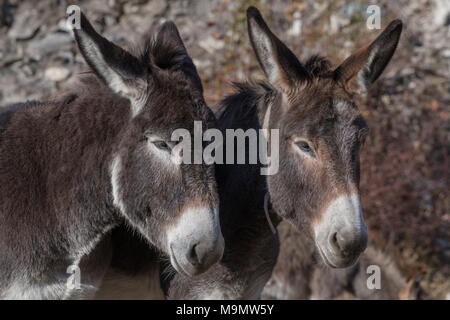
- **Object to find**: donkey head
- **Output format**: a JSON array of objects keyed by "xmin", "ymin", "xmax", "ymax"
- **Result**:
[
  {"xmin": 73, "ymin": 14, "xmax": 224, "ymax": 276},
  {"xmin": 247, "ymin": 7, "xmax": 402, "ymax": 268}
]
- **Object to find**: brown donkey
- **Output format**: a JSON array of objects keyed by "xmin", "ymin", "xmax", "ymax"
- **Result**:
[
  {"xmin": 0, "ymin": 13, "xmax": 224, "ymax": 299},
  {"xmin": 165, "ymin": 7, "xmax": 402, "ymax": 299}
]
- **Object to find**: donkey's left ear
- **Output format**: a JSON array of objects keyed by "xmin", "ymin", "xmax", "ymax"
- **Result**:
[
  {"xmin": 73, "ymin": 12, "xmax": 146, "ymax": 106},
  {"xmin": 151, "ymin": 21, "xmax": 204, "ymax": 94},
  {"xmin": 334, "ymin": 19, "xmax": 403, "ymax": 93}
]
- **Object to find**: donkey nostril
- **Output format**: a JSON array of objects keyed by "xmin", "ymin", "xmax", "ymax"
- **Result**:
[
  {"xmin": 329, "ymin": 231, "xmax": 351, "ymax": 256},
  {"xmin": 334, "ymin": 231, "xmax": 355, "ymax": 257},
  {"xmin": 186, "ymin": 243, "xmax": 200, "ymax": 266},
  {"xmin": 329, "ymin": 232, "xmax": 340, "ymax": 251},
  {"xmin": 194, "ymin": 243, "xmax": 208, "ymax": 265},
  {"xmin": 328, "ymin": 227, "xmax": 367, "ymax": 259},
  {"xmin": 187, "ymin": 242, "xmax": 211, "ymax": 267},
  {"xmin": 337, "ymin": 233, "xmax": 350, "ymax": 256}
]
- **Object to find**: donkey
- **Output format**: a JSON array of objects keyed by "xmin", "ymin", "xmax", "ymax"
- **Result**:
[
  {"xmin": 0, "ymin": 13, "xmax": 224, "ymax": 299},
  {"xmin": 164, "ymin": 7, "xmax": 402, "ymax": 299},
  {"xmin": 262, "ymin": 221, "xmax": 423, "ymax": 300}
]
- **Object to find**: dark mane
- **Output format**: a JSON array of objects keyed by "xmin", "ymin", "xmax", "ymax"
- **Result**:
[
  {"xmin": 303, "ymin": 55, "xmax": 333, "ymax": 77},
  {"xmin": 217, "ymin": 81, "xmax": 272, "ymax": 128}
]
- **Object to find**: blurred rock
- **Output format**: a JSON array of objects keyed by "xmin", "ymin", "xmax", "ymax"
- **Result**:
[
  {"xmin": 27, "ymin": 32, "xmax": 73, "ymax": 59},
  {"xmin": 287, "ymin": 11, "xmax": 302, "ymax": 36},
  {"xmin": 44, "ymin": 67, "xmax": 71, "ymax": 82},
  {"xmin": 7, "ymin": 8, "xmax": 40, "ymax": 40},
  {"xmin": 329, "ymin": 14, "xmax": 350, "ymax": 34},
  {"xmin": 199, "ymin": 36, "xmax": 224, "ymax": 54}
]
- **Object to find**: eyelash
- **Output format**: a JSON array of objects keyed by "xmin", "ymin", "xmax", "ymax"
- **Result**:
[
  {"xmin": 152, "ymin": 140, "xmax": 171, "ymax": 152},
  {"xmin": 295, "ymin": 140, "xmax": 316, "ymax": 157}
]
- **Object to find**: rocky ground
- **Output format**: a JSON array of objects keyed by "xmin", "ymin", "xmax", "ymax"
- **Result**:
[{"xmin": 0, "ymin": 0, "xmax": 449, "ymax": 299}]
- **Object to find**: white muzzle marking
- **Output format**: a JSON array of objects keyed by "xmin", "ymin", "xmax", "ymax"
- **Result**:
[
  {"xmin": 314, "ymin": 194, "xmax": 368, "ymax": 267},
  {"xmin": 167, "ymin": 207, "xmax": 224, "ymax": 276}
]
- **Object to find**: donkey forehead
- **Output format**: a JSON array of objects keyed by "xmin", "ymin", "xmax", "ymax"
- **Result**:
[
  {"xmin": 136, "ymin": 99, "xmax": 209, "ymax": 135},
  {"xmin": 140, "ymin": 88, "xmax": 197, "ymax": 116},
  {"xmin": 284, "ymin": 97, "xmax": 365, "ymax": 136},
  {"xmin": 138, "ymin": 109, "xmax": 196, "ymax": 133}
]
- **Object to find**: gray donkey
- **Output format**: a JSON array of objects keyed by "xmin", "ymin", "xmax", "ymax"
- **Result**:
[
  {"xmin": 163, "ymin": 7, "xmax": 403, "ymax": 299},
  {"xmin": 0, "ymin": 13, "xmax": 224, "ymax": 299}
]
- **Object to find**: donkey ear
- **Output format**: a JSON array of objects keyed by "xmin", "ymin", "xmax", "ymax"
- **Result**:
[
  {"xmin": 73, "ymin": 13, "xmax": 146, "ymax": 101},
  {"xmin": 151, "ymin": 21, "xmax": 203, "ymax": 93},
  {"xmin": 333, "ymin": 19, "xmax": 403, "ymax": 93},
  {"xmin": 247, "ymin": 6, "xmax": 310, "ymax": 89}
]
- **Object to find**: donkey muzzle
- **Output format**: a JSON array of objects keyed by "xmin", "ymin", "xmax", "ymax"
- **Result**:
[
  {"xmin": 314, "ymin": 194, "xmax": 368, "ymax": 268},
  {"xmin": 167, "ymin": 207, "xmax": 224, "ymax": 276}
]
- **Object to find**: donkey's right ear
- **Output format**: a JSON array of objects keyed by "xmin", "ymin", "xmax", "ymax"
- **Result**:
[
  {"xmin": 333, "ymin": 19, "xmax": 403, "ymax": 93},
  {"xmin": 73, "ymin": 13, "xmax": 146, "ymax": 108},
  {"xmin": 247, "ymin": 6, "xmax": 310, "ymax": 90}
]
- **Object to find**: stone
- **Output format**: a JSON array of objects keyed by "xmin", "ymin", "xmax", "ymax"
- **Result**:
[
  {"xmin": 27, "ymin": 32, "xmax": 73, "ymax": 59},
  {"xmin": 198, "ymin": 36, "xmax": 224, "ymax": 54},
  {"xmin": 44, "ymin": 67, "xmax": 71, "ymax": 82}
]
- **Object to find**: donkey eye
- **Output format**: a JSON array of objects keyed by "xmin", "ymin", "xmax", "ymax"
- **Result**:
[
  {"xmin": 296, "ymin": 140, "xmax": 315, "ymax": 156},
  {"xmin": 152, "ymin": 141, "xmax": 171, "ymax": 152}
]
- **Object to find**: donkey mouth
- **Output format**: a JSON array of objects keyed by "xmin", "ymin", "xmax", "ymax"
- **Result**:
[
  {"xmin": 317, "ymin": 245, "xmax": 337, "ymax": 268},
  {"xmin": 169, "ymin": 244, "xmax": 192, "ymax": 277},
  {"xmin": 317, "ymin": 244, "xmax": 360, "ymax": 268}
]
